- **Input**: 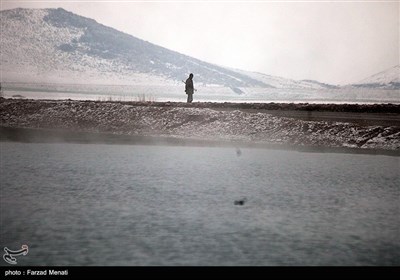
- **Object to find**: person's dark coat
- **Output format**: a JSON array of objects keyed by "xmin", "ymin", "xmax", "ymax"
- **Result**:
[{"xmin": 185, "ymin": 77, "xmax": 194, "ymax": 94}]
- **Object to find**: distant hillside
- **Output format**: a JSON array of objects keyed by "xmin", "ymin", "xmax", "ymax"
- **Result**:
[
  {"xmin": 351, "ymin": 65, "xmax": 400, "ymax": 90},
  {"xmin": 0, "ymin": 8, "xmax": 265, "ymax": 88},
  {"xmin": 1, "ymin": 8, "xmax": 336, "ymax": 91},
  {"xmin": 227, "ymin": 69, "xmax": 338, "ymax": 90},
  {"xmin": 301, "ymin": 80, "xmax": 339, "ymax": 89}
]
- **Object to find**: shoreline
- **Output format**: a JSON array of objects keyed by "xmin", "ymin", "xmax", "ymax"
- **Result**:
[
  {"xmin": 7, "ymin": 97, "xmax": 400, "ymax": 113},
  {"xmin": 1, "ymin": 98, "xmax": 399, "ymax": 152},
  {"xmin": 1, "ymin": 126, "xmax": 399, "ymax": 157}
]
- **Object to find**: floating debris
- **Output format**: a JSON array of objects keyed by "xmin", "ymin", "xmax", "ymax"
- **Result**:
[
  {"xmin": 234, "ymin": 198, "xmax": 247, "ymax": 205},
  {"xmin": 236, "ymin": 147, "xmax": 242, "ymax": 157}
]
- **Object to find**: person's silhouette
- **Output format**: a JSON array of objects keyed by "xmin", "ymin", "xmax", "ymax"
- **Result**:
[{"xmin": 185, "ymin": 73, "xmax": 194, "ymax": 103}]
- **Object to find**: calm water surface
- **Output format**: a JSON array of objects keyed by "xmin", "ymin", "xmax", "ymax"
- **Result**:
[{"xmin": 1, "ymin": 142, "xmax": 399, "ymax": 265}]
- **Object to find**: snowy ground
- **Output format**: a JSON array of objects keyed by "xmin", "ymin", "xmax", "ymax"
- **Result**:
[{"xmin": 1, "ymin": 98, "xmax": 399, "ymax": 151}]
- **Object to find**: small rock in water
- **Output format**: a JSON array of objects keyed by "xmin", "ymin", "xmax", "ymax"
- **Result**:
[
  {"xmin": 234, "ymin": 198, "xmax": 247, "ymax": 205},
  {"xmin": 236, "ymin": 148, "xmax": 242, "ymax": 157}
]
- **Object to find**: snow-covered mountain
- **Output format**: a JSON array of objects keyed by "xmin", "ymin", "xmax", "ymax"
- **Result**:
[
  {"xmin": 351, "ymin": 65, "xmax": 400, "ymax": 90},
  {"xmin": 1, "ymin": 8, "xmax": 336, "ymax": 90}
]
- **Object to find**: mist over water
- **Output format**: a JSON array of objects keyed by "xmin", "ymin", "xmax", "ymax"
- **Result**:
[{"xmin": 1, "ymin": 142, "xmax": 399, "ymax": 265}]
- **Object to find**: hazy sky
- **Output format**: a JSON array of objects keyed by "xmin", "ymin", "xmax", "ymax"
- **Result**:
[{"xmin": 1, "ymin": 0, "xmax": 399, "ymax": 85}]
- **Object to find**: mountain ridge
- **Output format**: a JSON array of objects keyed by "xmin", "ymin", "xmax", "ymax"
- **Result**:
[
  {"xmin": 1, "ymin": 7, "xmax": 340, "ymax": 91},
  {"xmin": 350, "ymin": 65, "xmax": 400, "ymax": 90},
  {"xmin": 1, "ymin": 8, "xmax": 268, "ymax": 88}
]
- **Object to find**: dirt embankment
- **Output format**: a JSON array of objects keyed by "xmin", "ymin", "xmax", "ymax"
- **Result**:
[
  {"xmin": 1, "ymin": 98, "xmax": 399, "ymax": 151},
  {"xmin": 119, "ymin": 101, "xmax": 400, "ymax": 113}
]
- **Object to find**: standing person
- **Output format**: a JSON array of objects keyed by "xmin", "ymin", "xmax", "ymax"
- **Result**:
[{"xmin": 185, "ymin": 73, "xmax": 194, "ymax": 103}]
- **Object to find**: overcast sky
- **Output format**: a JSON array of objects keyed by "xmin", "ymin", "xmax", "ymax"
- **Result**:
[{"xmin": 1, "ymin": 0, "xmax": 398, "ymax": 85}]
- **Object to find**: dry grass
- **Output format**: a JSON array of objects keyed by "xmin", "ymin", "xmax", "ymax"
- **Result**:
[
  {"xmin": 135, "ymin": 94, "xmax": 156, "ymax": 102},
  {"xmin": 96, "ymin": 94, "xmax": 156, "ymax": 102}
]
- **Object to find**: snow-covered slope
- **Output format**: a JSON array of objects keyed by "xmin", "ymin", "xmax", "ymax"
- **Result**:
[
  {"xmin": 0, "ymin": 8, "xmax": 263, "ymax": 87},
  {"xmin": 351, "ymin": 65, "xmax": 400, "ymax": 89},
  {"xmin": 231, "ymin": 68, "xmax": 338, "ymax": 90},
  {"xmin": 1, "ymin": 8, "xmax": 336, "ymax": 90},
  {"xmin": 1, "ymin": 99, "xmax": 399, "ymax": 150}
]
